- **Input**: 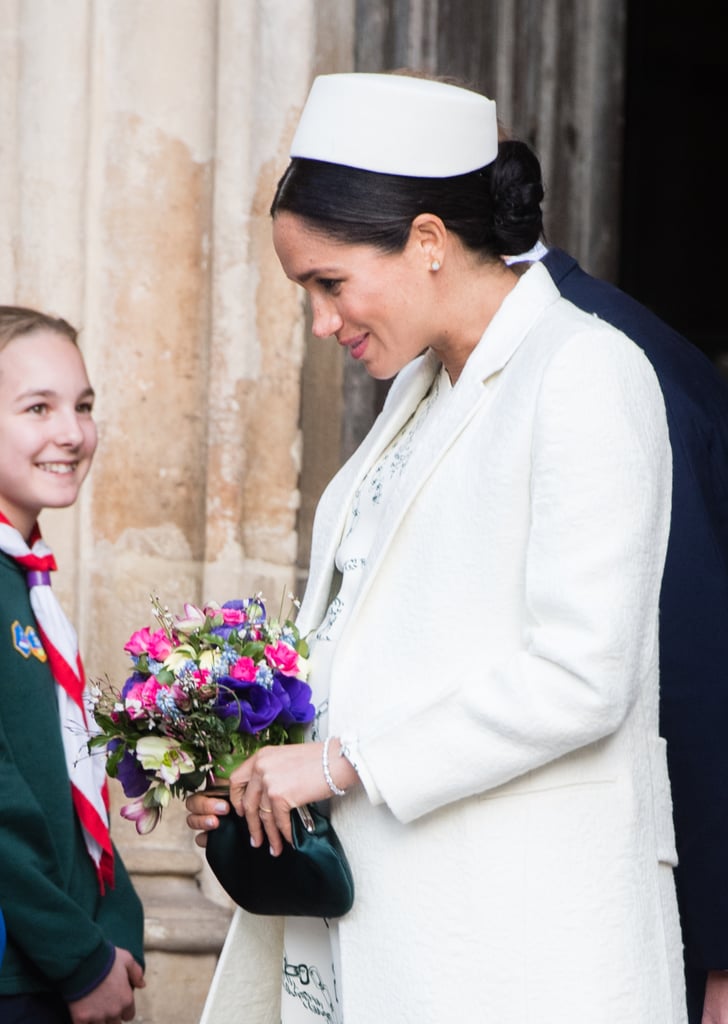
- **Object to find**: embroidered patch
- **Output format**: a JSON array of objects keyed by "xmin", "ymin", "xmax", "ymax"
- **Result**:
[{"xmin": 11, "ymin": 620, "xmax": 47, "ymax": 662}]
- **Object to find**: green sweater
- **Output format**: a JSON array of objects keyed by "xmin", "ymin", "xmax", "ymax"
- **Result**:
[{"xmin": 0, "ymin": 552, "xmax": 144, "ymax": 1000}]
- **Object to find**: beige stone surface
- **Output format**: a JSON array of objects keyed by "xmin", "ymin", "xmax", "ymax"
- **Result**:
[
  {"xmin": 0, "ymin": 1, "xmax": 354, "ymax": 1020},
  {"xmin": 132, "ymin": 950, "xmax": 222, "ymax": 1024}
]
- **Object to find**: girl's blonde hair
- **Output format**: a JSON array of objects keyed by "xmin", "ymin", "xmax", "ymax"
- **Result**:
[{"xmin": 0, "ymin": 305, "xmax": 77, "ymax": 352}]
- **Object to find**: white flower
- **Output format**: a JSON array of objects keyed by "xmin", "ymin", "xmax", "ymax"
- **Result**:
[
  {"xmin": 199, "ymin": 648, "xmax": 223, "ymax": 673},
  {"xmin": 135, "ymin": 735, "xmax": 196, "ymax": 784},
  {"xmin": 163, "ymin": 645, "xmax": 197, "ymax": 673}
]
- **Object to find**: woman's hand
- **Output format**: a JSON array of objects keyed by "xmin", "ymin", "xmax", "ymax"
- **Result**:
[{"xmin": 186, "ymin": 741, "xmax": 359, "ymax": 857}]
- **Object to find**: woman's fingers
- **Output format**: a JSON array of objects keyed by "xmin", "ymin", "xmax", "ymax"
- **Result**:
[
  {"xmin": 240, "ymin": 771, "xmax": 293, "ymax": 854},
  {"xmin": 242, "ymin": 790, "xmax": 287, "ymax": 856}
]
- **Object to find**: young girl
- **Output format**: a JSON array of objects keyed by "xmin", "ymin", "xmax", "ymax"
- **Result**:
[{"xmin": 0, "ymin": 306, "xmax": 145, "ymax": 1024}]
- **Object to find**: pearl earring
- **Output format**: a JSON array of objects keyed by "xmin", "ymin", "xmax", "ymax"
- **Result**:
[{"xmin": 430, "ymin": 260, "xmax": 441, "ymax": 272}]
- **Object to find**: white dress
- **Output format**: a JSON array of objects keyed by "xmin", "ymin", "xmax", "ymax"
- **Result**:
[{"xmin": 280, "ymin": 367, "xmax": 451, "ymax": 1024}]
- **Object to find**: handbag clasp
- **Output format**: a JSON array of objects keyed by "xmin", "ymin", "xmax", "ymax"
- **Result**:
[{"xmin": 296, "ymin": 804, "xmax": 316, "ymax": 833}]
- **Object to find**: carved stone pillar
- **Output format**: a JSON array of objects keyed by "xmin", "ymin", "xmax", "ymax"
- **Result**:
[{"xmin": 0, "ymin": 1, "xmax": 354, "ymax": 1020}]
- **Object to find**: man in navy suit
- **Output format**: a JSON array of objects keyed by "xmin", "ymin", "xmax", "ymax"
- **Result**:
[{"xmin": 528, "ymin": 244, "xmax": 728, "ymax": 1023}]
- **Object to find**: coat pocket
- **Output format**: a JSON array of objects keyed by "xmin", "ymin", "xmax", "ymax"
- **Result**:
[
  {"xmin": 477, "ymin": 733, "xmax": 619, "ymax": 802},
  {"xmin": 648, "ymin": 735, "xmax": 678, "ymax": 866}
]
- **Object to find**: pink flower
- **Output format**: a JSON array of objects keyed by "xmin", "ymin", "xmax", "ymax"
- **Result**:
[
  {"xmin": 175, "ymin": 604, "xmax": 209, "ymax": 633},
  {"xmin": 120, "ymin": 797, "xmax": 161, "ymax": 835},
  {"xmin": 171, "ymin": 682, "xmax": 190, "ymax": 707},
  {"xmin": 124, "ymin": 627, "xmax": 155, "ymax": 656},
  {"xmin": 191, "ymin": 668, "xmax": 212, "ymax": 688},
  {"xmin": 125, "ymin": 678, "xmax": 164, "ymax": 719},
  {"xmin": 124, "ymin": 627, "xmax": 174, "ymax": 660},
  {"xmin": 184, "ymin": 602, "xmax": 206, "ymax": 621},
  {"xmin": 146, "ymin": 630, "xmax": 174, "ymax": 661},
  {"xmin": 265, "ymin": 641, "xmax": 300, "ymax": 676},
  {"xmin": 228, "ymin": 656, "xmax": 257, "ymax": 682},
  {"xmin": 221, "ymin": 606, "xmax": 247, "ymax": 626}
]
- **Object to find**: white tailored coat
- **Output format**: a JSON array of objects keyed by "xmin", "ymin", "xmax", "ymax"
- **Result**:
[{"xmin": 200, "ymin": 262, "xmax": 686, "ymax": 1024}]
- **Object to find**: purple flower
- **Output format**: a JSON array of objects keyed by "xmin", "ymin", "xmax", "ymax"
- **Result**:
[
  {"xmin": 210, "ymin": 623, "xmax": 235, "ymax": 640},
  {"xmin": 121, "ymin": 672, "xmax": 147, "ymax": 698},
  {"xmin": 214, "ymin": 676, "xmax": 283, "ymax": 734},
  {"xmin": 108, "ymin": 739, "xmax": 152, "ymax": 798},
  {"xmin": 272, "ymin": 673, "xmax": 315, "ymax": 727}
]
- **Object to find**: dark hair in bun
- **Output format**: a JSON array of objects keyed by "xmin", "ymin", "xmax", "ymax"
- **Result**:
[{"xmin": 271, "ymin": 139, "xmax": 544, "ymax": 260}]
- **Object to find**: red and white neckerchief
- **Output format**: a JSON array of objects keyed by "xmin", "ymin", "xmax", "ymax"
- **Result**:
[{"xmin": 0, "ymin": 511, "xmax": 114, "ymax": 892}]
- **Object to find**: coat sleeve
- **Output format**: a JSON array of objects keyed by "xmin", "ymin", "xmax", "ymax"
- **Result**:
[{"xmin": 355, "ymin": 328, "xmax": 672, "ymax": 822}]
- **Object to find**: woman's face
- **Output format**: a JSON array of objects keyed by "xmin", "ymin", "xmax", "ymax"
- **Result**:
[{"xmin": 273, "ymin": 212, "xmax": 438, "ymax": 381}]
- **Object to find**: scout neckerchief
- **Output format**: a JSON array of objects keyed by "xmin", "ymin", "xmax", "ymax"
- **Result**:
[{"xmin": 0, "ymin": 511, "xmax": 114, "ymax": 891}]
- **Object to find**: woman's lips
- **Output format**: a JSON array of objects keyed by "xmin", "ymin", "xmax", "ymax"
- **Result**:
[{"xmin": 341, "ymin": 333, "xmax": 368, "ymax": 360}]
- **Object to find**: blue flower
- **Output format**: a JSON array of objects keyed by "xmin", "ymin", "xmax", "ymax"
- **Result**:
[
  {"xmin": 272, "ymin": 673, "xmax": 316, "ymax": 726},
  {"xmin": 255, "ymin": 664, "xmax": 274, "ymax": 689},
  {"xmin": 156, "ymin": 689, "xmax": 183, "ymax": 722},
  {"xmin": 214, "ymin": 676, "xmax": 283, "ymax": 734},
  {"xmin": 280, "ymin": 626, "xmax": 297, "ymax": 646}
]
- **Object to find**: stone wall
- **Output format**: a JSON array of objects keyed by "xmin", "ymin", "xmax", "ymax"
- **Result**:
[{"xmin": 0, "ymin": 2, "xmax": 353, "ymax": 1020}]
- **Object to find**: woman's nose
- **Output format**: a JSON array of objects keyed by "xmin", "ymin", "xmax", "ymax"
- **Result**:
[{"xmin": 310, "ymin": 298, "xmax": 343, "ymax": 339}]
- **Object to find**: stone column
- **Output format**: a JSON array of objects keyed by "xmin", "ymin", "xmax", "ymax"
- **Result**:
[{"xmin": 0, "ymin": 1, "xmax": 354, "ymax": 1020}]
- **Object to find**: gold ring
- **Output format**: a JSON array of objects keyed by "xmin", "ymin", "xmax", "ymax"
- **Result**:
[{"xmin": 259, "ymin": 806, "xmax": 272, "ymax": 814}]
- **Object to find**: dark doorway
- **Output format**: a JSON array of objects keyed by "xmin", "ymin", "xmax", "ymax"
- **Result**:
[{"xmin": 620, "ymin": 0, "xmax": 726, "ymax": 366}]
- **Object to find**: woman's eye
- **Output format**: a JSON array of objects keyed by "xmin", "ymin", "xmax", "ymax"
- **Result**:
[
  {"xmin": 77, "ymin": 401, "xmax": 94, "ymax": 414},
  {"xmin": 319, "ymin": 278, "xmax": 341, "ymax": 293},
  {"xmin": 27, "ymin": 403, "xmax": 47, "ymax": 415}
]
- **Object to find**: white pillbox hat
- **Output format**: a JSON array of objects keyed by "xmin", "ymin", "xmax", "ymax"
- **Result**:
[{"xmin": 290, "ymin": 73, "xmax": 498, "ymax": 178}]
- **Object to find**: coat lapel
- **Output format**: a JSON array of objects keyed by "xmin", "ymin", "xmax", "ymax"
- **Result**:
[
  {"xmin": 299, "ymin": 263, "xmax": 561, "ymax": 634},
  {"xmin": 297, "ymin": 350, "xmax": 441, "ymax": 633}
]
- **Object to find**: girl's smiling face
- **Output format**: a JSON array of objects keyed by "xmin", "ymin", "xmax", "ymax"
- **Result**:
[
  {"xmin": 273, "ymin": 211, "xmax": 439, "ymax": 381},
  {"xmin": 0, "ymin": 328, "xmax": 97, "ymax": 538}
]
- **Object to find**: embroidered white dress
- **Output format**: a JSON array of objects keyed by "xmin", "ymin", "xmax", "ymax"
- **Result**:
[{"xmin": 280, "ymin": 367, "xmax": 451, "ymax": 1024}]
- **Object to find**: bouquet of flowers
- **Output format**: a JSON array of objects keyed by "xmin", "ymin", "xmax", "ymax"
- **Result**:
[{"xmin": 89, "ymin": 594, "xmax": 313, "ymax": 834}]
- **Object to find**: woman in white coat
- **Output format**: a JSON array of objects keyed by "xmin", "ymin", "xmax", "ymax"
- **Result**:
[{"xmin": 187, "ymin": 73, "xmax": 686, "ymax": 1023}]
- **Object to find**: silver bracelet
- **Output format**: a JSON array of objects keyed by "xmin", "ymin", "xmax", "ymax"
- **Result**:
[{"xmin": 322, "ymin": 736, "xmax": 346, "ymax": 797}]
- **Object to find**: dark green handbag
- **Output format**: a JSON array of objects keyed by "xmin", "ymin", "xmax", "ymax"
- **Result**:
[{"xmin": 205, "ymin": 803, "xmax": 355, "ymax": 918}]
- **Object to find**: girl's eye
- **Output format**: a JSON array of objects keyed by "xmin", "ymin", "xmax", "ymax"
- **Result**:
[
  {"xmin": 77, "ymin": 401, "xmax": 94, "ymax": 414},
  {"xmin": 27, "ymin": 403, "xmax": 47, "ymax": 415},
  {"xmin": 318, "ymin": 278, "xmax": 341, "ymax": 294}
]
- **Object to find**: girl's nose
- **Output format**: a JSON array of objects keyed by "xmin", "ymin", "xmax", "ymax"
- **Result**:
[{"xmin": 56, "ymin": 410, "xmax": 85, "ymax": 448}]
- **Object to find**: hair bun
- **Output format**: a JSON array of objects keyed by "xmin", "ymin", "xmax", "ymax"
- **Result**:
[{"xmin": 490, "ymin": 140, "xmax": 545, "ymax": 254}]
